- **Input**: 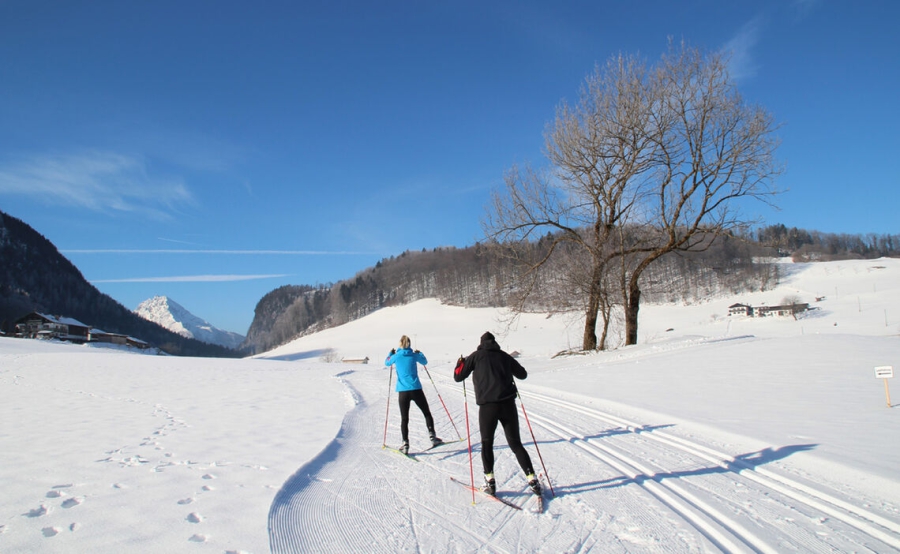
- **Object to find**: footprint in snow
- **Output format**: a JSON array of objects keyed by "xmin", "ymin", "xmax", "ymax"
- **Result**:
[
  {"xmin": 188, "ymin": 533, "xmax": 210, "ymax": 543},
  {"xmin": 62, "ymin": 497, "xmax": 82, "ymax": 509},
  {"xmin": 42, "ymin": 526, "xmax": 60, "ymax": 537},
  {"xmin": 201, "ymin": 473, "xmax": 216, "ymax": 480},
  {"xmin": 177, "ymin": 497, "xmax": 194, "ymax": 505},
  {"xmin": 186, "ymin": 512, "xmax": 203, "ymax": 523},
  {"xmin": 25, "ymin": 505, "xmax": 50, "ymax": 517},
  {"xmin": 70, "ymin": 522, "xmax": 81, "ymax": 532}
]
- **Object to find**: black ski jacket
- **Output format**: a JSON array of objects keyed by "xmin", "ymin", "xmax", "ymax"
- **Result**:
[{"xmin": 454, "ymin": 335, "xmax": 526, "ymax": 405}]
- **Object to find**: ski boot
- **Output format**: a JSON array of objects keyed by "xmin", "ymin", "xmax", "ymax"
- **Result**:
[
  {"xmin": 527, "ymin": 474, "xmax": 542, "ymax": 496},
  {"xmin": 483, "ymin": 474, "xmax": 496, "ymax": 496},
  {"xmin": 399, "ymin": 440, "xmax": 409, "ymax": 455},
  {"xmin": 429, "ymin": 431, "xmax": 443, "ymax": 448}
]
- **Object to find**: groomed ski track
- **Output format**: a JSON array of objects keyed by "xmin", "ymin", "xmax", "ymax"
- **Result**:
[{"xmin": 268, "ymin": 366, "xmax": 900, "ymax": 553}]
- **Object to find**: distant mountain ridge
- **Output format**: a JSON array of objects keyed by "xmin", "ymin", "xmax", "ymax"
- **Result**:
[{"xmin": 136, "ymin": 296, "xmax": 244, "ymax": 349}]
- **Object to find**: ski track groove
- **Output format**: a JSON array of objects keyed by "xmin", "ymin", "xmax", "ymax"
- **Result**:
[
  {"xmin": 530, "ymin": 411, "xmax": 772, "ymax": 553},
  {"xmin": 268, "ymin": 368, "xmax": 900, "ymax": 553},
  {"xmin": 269, "ymin": 371, "xmax": 520, "ymax": 553},
  {"xmin": 521, "ymin": 388, "xmax": 900, "ymax": 552}
]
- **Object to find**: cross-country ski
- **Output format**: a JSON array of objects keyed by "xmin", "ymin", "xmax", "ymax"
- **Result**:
[
  {"xmin": 449, "ymin": 477, "xmax": 523, "ymax": 511},
  {"xmin": 383, "ymin": 445, "xmax": 420, "ymax": 462}
]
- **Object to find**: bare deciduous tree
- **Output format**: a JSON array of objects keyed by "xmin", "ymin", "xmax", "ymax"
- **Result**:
[{"xmin": 486, "ymin": 41, "xmax": 782, "ymax": 350}]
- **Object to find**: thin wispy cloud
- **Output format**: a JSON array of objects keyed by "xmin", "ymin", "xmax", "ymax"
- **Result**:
[
  {"xmin": 62, "ymin": 249, "xmax": 373, "ymax": 255},
  {"xmin": 157, "ymin": 237, "xmax": 207, "ymax": 247},
  {"xmin": 723, "ymin": 16, "xmax": 764, "ymax": 82},
  {"xmin": 0, "ymin": 150, "xmax": 193, "ymax": 219},
  {"xmin": 92, "ymin": 274, "xmax": 290, "ymax": 283}
]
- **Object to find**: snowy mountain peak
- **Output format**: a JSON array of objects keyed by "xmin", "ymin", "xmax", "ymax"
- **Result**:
[{"xmin": 135, "ymin": 296, "xmax": 244, "ymax": 350}]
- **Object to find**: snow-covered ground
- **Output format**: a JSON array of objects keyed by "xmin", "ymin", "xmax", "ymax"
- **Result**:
[{"xmin": 2, "ymin": 258, "xmax": 899, "ymax": 553}]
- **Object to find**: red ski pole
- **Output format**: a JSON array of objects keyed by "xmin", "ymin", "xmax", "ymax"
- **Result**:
[
  {"xmin": 463, "ymin": 379, "xmax": 475, "ymax": 505},
  {"xmin": 517, "ymin": 391, "xmax": 555, "ymax": 497},
  {"xmin": 382, "ymin": 365, "xmax": 393, "ymax": 448},
  {"xmin": 422, "ymin": 365, "xmax": 462, "ymax": 440}
]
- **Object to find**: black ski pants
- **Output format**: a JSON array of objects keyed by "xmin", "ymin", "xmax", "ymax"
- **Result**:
[
  {"xmin": 398, "ymin": 389, "xmax": 435, "ymax": 442},
  {"xmin": 478, "ymin": 397, "xmax": 534, "ymax": 476}
]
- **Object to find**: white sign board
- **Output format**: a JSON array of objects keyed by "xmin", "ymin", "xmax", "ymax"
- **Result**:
[{"xmin": 875, "ymin": 366, "xmax": 894, "ymax": 379}]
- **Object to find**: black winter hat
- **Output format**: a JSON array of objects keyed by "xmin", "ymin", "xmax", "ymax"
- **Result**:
[{"xmin": 480, "ymin": 331, "xmax": 495, "ymax": 342}]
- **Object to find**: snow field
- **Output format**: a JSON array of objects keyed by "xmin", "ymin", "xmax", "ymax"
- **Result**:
[{"xmin": 2, "ymin": 258, "xmax": 899, "ymax": 552}]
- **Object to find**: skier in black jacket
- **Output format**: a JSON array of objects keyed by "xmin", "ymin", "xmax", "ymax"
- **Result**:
[{"xmin": 454, "ymin": 331, "xmax": 541, "ymax": 496}]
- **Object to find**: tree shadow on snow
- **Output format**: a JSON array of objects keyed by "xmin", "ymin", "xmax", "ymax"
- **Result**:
[
  {"xmin": 557, "ymin": 443, "xmax": 818, "ymax": 496},
  {"xmin": 524, "ymin": 423, "xmax": 678, "ymax": 450}
]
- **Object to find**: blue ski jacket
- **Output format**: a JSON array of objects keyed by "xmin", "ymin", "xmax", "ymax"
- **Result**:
[{"xmin": 385, "ymin": 347, "xmax": 428, "ymax": 392}]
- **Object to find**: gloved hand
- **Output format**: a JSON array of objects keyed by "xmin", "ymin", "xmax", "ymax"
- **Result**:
[
  {"xmin": 390, "ymin": 348, "xmax": 396, "ymax": 355},
  {"xmin": 414, "ymin": 349, "xmax": 420, "ymax": 354}
]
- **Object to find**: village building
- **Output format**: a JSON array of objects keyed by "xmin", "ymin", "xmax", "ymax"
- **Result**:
[
  {"xmin": 728, "ymin": 302, "xmax": 810, "ymax": 318},
  {"xmin": 13, "ymin": 313, "xmax": 152, "ymax": 349},
  {"xmin": 125, "ymin": 336, "xmax": 151, "ymax": 350},
  {"xmin": 728, "ymin": 303, "xmax": 753, "ymax": 317},
  {"xmin": 89, "ymin": 328, "xmax": 130, "ymax": 346},
  {"xmin": 14, "ymin": 313, "xmax": 90, "ymax": 343}
]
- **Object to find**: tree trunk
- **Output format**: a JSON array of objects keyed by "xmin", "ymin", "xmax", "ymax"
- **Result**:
[
  {"xmin": 624, "ymin": 281, "xmax": 641, "ymax": 346},
  {"xmin": 581, "ymin": 263, "xmax": 606, "ymax": 350},
  {"xmin": 598, "ymin": 303, "xmax": 611, "ymax": 351},
  {"xmin": 582, "ymin": 296, "xmax": 599, "ymax": 351}
]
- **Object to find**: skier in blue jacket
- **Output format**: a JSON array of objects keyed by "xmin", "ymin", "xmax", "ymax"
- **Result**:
[{"xmin": 385, "ymin": 335, "xmax": 441, "ymax": 454}]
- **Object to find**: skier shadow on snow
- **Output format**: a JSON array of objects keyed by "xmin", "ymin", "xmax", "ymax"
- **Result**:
[
  {"xmin": 415, "ymin": 425, "xmax": 675, "ymax": 461},
  {"xmin": 558, "ymin": 443, "xmax": 818, "ymax": 495}
]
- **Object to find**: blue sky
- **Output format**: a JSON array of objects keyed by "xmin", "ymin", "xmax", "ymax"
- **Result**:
[{"xmin": 1, "ymin": 0, "xmax": 898, "ymax": 335}]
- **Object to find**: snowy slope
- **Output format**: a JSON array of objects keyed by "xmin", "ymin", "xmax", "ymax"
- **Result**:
[
  {"xmin": 135, "ymin": 295, "xmax": 244, "ymax": 349},
  {"xmin": 2, "ymin": 258, "xmax": 899, "ymax": 553}
]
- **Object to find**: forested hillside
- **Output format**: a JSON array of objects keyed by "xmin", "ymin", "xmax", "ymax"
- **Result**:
[
  {"xmin": 0, "ymin": 211, "xmax": 239, "ymax": 358},
  {"xmin": 242, "ymin": 234, "xmax": 772, "ymax": 354},
  {"xmin": 243, "ymin": 224, "xmax": 900, "ymax": 355}
]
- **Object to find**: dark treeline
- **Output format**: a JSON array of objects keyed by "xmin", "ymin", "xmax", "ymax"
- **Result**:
[
  {"xmin": 244, "ymin": 225, "xmax": 899, "ymax": 354},
  {"xmin": 756, "ymin": 224, "xmax": 900, "ymax": 260},
  {"xmin": 492, "ymin": 228, "xmax": 782, "ymax": 351},
  {"xmin": 0, "ymin": 211, "xmax": 239, "ymax": 358},
  {"xmin": 243, "ymin": 231, "xmax": 786, "ymax": 354},
  {"xmin": 242, "ymin": 245, "xmax": 519, "ymax": 353}
]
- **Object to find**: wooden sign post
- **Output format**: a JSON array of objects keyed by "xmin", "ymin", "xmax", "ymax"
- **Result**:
[{"xmin": 875, "ymin": 366, "xmax": 894, "ymax": 408}]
